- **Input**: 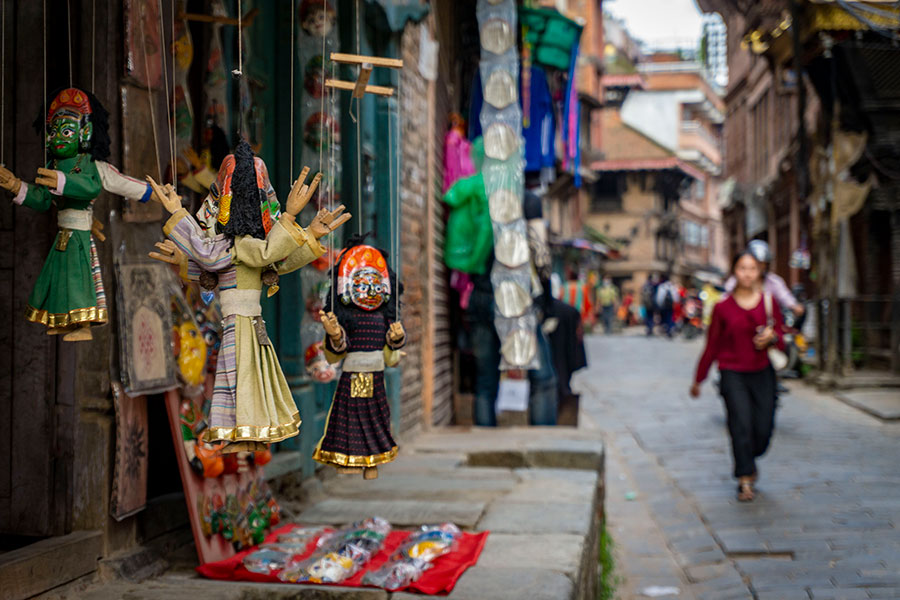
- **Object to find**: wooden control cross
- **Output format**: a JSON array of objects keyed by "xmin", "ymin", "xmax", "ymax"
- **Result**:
[{"xmin": 325, "ymin": 53, "xmax": 403, "ymax": 98}]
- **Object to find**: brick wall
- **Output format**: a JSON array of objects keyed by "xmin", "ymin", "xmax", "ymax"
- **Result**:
[{"xmin": 397, "ymin": 16, "xmax": 453, "ymax": 435}]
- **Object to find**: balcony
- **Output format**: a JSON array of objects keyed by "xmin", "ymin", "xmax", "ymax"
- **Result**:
[{"xmin": 679, "ymin": 120, "xmax": 722, "ymax": 170}]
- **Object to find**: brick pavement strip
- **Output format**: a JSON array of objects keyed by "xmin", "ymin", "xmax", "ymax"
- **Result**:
[{"xmin": 574, "ymin": 333, "xmax": 900, "ymax": 600}]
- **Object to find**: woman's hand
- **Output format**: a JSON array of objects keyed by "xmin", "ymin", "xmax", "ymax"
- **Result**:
[
  {"xmin": 146, "ymin": 176, "xmax": 183, "ymax": 214},
  {"xmin": 308, "ymin": 205, "xmax": 351, "ymax": 239},
  {"xmin": 689, "ymin": 382, "xmax": 701, "ymax": 398},
  {"xmin": 753, "ymin": 326, "xmax": 775, "ymax": 350},
  {"xmin": 319, "ymin": 310, "xmax": 341, "ymax": 341},
  {"xmin": 388, "ymin": 322, "xmax": 405, "ymax": 343},
  {"xmin": 286, "ymin": 167, "xmax": 322, "ymax": 216},
  {"xmin": 0, "ymin": 165, "xmax": 21, "ymax": 194}
]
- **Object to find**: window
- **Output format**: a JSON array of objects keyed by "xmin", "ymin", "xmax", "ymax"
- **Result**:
[
  {"xmin": 590, "ymin": 175, "xmax": 624, "ymax": 212},
  {"xmin": 682, "ymin": 221, "xmax": 709, "ymax": 248}
]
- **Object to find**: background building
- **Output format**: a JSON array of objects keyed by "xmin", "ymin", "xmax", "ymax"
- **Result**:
[
  {"xmin": 588, "ymin": 17, "xmax": 728, "ymax": 293},
  {"xmin": 697, "ymin": 0, "xmax": 900, "ymax": 376}
]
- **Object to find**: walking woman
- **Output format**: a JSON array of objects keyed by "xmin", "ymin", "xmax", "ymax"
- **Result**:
[{"xmin": 690, "ymin": 252, "xmax": 784, "ymax": 501}]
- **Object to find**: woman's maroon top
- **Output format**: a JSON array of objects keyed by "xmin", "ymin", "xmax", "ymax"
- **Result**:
[{"xmin": 694, "ymin": 294, "xmax": 785, "ymax": 384}]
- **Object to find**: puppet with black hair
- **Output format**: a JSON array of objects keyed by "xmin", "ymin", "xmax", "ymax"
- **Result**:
[
  {"xmin": 313, "ymin": 234, "xmax": 406, "ymax": 480},
  {"xmin": 0, "ymin": 87, "xmax": 154, "ymax": 341},
  {"xmin": 147, "ymin": 140, "xmax": 351, "ymax": 453}
]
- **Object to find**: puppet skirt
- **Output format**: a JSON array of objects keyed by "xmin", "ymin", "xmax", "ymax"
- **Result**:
[
  {"xmin": 313, "ymin": 371, "xmax": 398, "ymax": 467},
  {"xmin": 204, "ymin": 314, "xmax": 301, "ymax": 452},
  {"xmin": 25, "ymin": 231, "xmax": 107, "ymax": 327}
]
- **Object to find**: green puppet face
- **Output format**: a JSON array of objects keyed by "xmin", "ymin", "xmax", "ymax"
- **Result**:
[{"xmin": 47, "ymin": 114, "xmax": 91, "ymax": 159}]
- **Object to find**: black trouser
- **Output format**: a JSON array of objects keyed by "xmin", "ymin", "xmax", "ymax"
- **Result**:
[{"xmin": 720, "ymin": 367, "xmax": 776, "ymax": 478}]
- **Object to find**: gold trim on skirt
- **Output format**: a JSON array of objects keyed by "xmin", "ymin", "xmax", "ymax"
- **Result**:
[
  {"xmin": 312, "ymin": 446, "xmax": 398, "ymax": 468},
  {"xmin": 202, "ymin": 411, "xmax": 301, "ymax": 444},
  {"xmin": 25, "ymin": 304, "xmax": 108, "ymax": 328}
]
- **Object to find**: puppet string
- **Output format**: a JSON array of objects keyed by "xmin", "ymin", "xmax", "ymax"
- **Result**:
[
  {"xmin": 67, "ymin": 0, "xmax": 73, "ymax": 87},
  {"xmin": 1, "ymin": 0, "xmax": 5, "ymax": 164},
  {"xmin": 157, "ymin": 0, "xmax": 174, "ymax": 183},
  {"xmin": 42, "ymin": 0, "xmax": 47, "ymax": 164},
  {"xmin": 289, "ymin": 0, "xmax": 294, "ymax": 181},
  {"xmin": 318, "ymin": 5, "xmax": 326, "ymax": 175},
  {"xmin": 171, "ymin": 0, "xmax": 176, "ymax": 179},
  {"xmin": 395, "ymin": 67, "xmax": 402, "ymax": 317},
  {"xmin": 91, "ymin": 0, "xmax": 95, "ymax": 91},
  {"xmin": 355, "ymin": 0, "xmax": 361, "ymax": 235},
  {"xmin": 139, "ymin": 9, "xmax": 163, "ymax": 182}
]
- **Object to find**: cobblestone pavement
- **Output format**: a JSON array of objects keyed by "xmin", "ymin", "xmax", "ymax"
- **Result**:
[{"xmin": 575, "ymin": 333, "xmax": 900, "ymax": 600}]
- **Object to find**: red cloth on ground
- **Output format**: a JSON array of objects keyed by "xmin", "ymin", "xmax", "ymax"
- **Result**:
[
  {"xmin": 694, "ymin": 294, "xmax": 785, "ymax": 384},
  {"xmin": 196, "ymin": 524, "xmax": 489, "ymax": 595}
]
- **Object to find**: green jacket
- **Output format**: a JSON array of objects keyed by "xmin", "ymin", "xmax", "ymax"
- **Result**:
[{"xmin": 441, "ymin": 171, "xmax": 494, "ymax": 274}]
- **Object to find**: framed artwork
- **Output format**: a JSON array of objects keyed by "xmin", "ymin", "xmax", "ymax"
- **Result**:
[{"xmin": 116, "ymin": 262, "xmax": 177, "ymax": 394}]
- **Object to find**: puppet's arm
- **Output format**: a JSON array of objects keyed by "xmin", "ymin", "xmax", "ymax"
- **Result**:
[
  {"xmin": 320, "ymin": 310, "xmax": 348, "ymax": 363},
  {"xmin": 383, "ymin": 322, "xmax": 406, "ymax": 367},
  {"xmin": 34, "ymin": 160, "xmax": 102, "ymax": 202},
  {"xmin": 232, "ymin": 214, "xmax": 321, "ymax": 267},
  {"xmin": 0, "ymin": 164, "xmax": 51, "ymax": 212},
  {"xmin": 96, "ymin": 161, "xmax": 153, "ymax": 202}
]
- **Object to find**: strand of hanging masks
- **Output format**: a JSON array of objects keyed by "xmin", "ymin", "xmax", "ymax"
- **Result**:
[{"xmin": 476, "ymin": 0, "xmax": 538, "ymax": 370}]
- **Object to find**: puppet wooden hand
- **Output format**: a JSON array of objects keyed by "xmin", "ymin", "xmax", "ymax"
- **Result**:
[
  {"xmin": 146, "ymin": 176, "xmax": 183, "ymax": 214},
  {"xmin": 286, "ymin": 167, "xmax": 322, "ymax": 216},
  {"xmin": 319, "ymin": 310, "xmax": 342, "ymax": 341},
  {"xmin": 0, "ymin": 165, "xmax": 21, "ymax": 195},
  {"xmin": 388, "ymin": 322, "xmax": 405, "ymax": 343},
  {"xmin": 149, "ymin": 240, "xmax": 183, "ymax": 265},
  {"xmin": 35, "ymin": 168, "xmax": 59, "ymax": 190},
  {"xmin": 308, "ymin": 205, "xmax": 351, "ymax": 239}
]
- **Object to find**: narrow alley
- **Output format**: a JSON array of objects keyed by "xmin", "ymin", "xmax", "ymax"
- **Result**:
[{"xmin": 579, "ymin": 333, "xmax": 900, "ymax": 600}]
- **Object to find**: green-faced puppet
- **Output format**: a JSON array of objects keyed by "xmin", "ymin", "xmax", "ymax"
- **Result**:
[{"xmin": 0, "ymin": 87, "xmax": 153, "ymax": 341}]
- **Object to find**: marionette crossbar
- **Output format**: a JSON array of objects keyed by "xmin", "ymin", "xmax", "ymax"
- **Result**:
[{"xmin": 325, "ymin": 53, "xmax": 403, "ymax": 98}]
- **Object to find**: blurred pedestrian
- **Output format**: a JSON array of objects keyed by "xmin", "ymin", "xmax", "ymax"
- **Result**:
[
  {"xmin": 725, "ymin": 240, "xmax": 804, "ymax": 318},
  {"xmin": 641, "ymin": 274, "xmax": 659, "ymax": 336},
  {"xmin": 690, "ymin": 252, "xmax": 785, "ymax": 502},
  {"xmin": 656, "ymin": 275, "xmax": 678, "ymax": 338},
  {"xmin": 620, "ymin": 289, "xmax": 635, "ymax": 326},
  {"xmin": 559, "ymin": 271, "xmax": 595, "ymax": 331},
  {"xmin": 597, "ymin": 276, "xmax": 619, "ymax": 334}
]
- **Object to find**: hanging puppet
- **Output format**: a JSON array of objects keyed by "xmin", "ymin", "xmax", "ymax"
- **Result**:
[
  {"xmin": 313, "ymin": 236, "xmax": 405, "ymax": 480},
  {"xmin": 0, "ymin": 87, "xmax": 154, "ymax": 341},
  {"xmin": 147, "ymin": 141, "xmax": 350, "ymax": 453}
]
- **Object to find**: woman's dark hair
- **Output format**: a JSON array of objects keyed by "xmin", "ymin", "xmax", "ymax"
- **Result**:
[
  {"xmin": 33, "ymin": 87, "xmax": 111, "ymax": 161},
  {"xmin": 324, "ymin": 233, "xmax": 403, "ymax": 324},
  {"xmin": 731, "ymin": 250, "xmax": 760, "ymax": 275},
  {"xmin": 222, "ymin": 140, "xmax": 267, "ymax": 241}
]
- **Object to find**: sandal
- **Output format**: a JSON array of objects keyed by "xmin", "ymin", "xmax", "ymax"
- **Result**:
[{"xmin": 737, "ymin": 478, "xmax": 755, "ymax": 502}]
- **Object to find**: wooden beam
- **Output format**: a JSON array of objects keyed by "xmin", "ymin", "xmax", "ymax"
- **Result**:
[
  {"xmin": 330, "ymin": 53, "xmax": 403, "ymax": 69},
  {"xmin": 353, "ymin": 64, "xmax": 374, "ymax": 98},
  {"xmin": 325, "ymin": 79, "xmax": 394, "ymax": 97},
  {"xmin": 0, "ymin": 530, "xmax": 102, "ymax": 600}
]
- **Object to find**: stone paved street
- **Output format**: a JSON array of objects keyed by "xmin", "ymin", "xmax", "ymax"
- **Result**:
[{"xmin": 576, "ymin": 333, "xmax": 900, "ymax": 600}]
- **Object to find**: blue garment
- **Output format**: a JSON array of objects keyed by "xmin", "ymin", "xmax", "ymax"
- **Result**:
[
  {"xmin": 469, "ymin": 65, "xmax": 555, "ymax": 173},
  {"xmin": 528, "ymin": 326, "xmax": 558, "ymax": 425},
  {"xmin": 470, "ymin": 319, "xmax": 501, "ymax": 427}
]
